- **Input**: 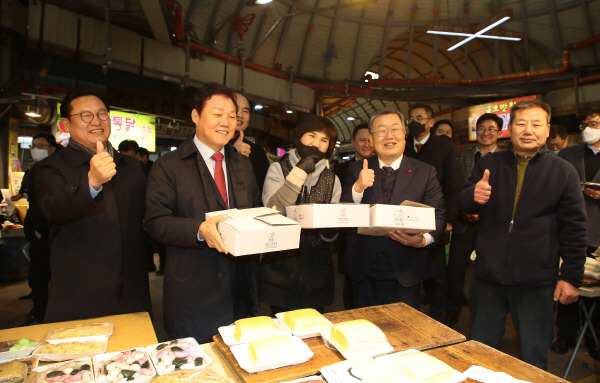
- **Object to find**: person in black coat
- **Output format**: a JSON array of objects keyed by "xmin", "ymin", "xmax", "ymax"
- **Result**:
[
  {"xmin": 36, "ymin": 88, "xmax": 151, "ymax": 322},
  {"xmin": 229, "ymin": 93, "xmax": 270, "ymax": 193},
  {"xmin": 404, "ymin": 103, "xmax": 463, "ymax": 321},
  {"xmin": 144, "ymin": 84, "xmax": 261, "ymax": 343},
  {"xmin": 341, "ymin": 107, "xmax": 446, "ymax": 309}
]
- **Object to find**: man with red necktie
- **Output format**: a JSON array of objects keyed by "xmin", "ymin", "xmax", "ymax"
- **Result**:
[{"xmin": 145, "ymin": 83, "xmax": 261, "ymax": 343}]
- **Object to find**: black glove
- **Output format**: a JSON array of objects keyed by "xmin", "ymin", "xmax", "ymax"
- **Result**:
[{"xmin": 296, "ymin": 154, "xmax": 319, "ymax": 174}]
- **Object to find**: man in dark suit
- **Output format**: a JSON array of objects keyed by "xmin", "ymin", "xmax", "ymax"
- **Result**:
[
  {"xmin": 551, "ymin": 108, "xmax": 600, "ymax": 357},
  {"xmin": 341, "ymin": 107, "xmax": 446, "ymax": 309},
  {"xmin": 334, "ymin": 123, "xmax": 373, "ymax": 187},
  {"xmin": 445, "ymin": 113, "xmax": 503, "ymax": 327},
  {"xmin": 36, "ymin": 88, "xmax": 151, "ymax": 322},
  {"xmin": 230, "ymin": 93, "xmax": 270, "ymax": 192},
  {"xmin": 404, "ymin": 103, "xmax": 463, "ymax": 321},
  {"xmin": 144, "ymin": 83, "xmax": 261, "ymax": 343}
]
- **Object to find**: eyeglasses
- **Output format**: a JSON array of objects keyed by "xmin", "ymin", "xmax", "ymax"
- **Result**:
[
  {"xmin": 406, "ymin": 116, "xmax": 431, "ymax": 124},
  {"xmin": 67, "ymin": 110, "xmax": 110, "ymax": 123},
  {"xmin": 476, "ymin": 127, "xmax": 499, "ymax": 134},
  {"xmin": 373, "ymin": 127, "xmax": 404, "ymax": 138},
  {"xmin": 580, "ymin": 121, "xmax": 600, "ymax": 130}
]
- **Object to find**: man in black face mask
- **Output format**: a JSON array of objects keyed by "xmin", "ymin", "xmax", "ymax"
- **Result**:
[{"xmin": 404, "ymin": 103, "xmax": 463, "ymax": 322}]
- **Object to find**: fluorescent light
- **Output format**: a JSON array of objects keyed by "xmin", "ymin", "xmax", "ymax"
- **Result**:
[
  {"xmin": 347, "ymin": 116, "xmax": 355, "ymax": 121},
  {"xmin": 285, "ymin": 109, "xmax": 293, "ymax": 114},
  {"xmin": 448, "ymin": 16, "xmax": 510, "ymax": 51},
  {"xmin": 25, "ymin": 106, "xmax": 42, "ymax": 118},
  {"xmin": 254, "ymin": 104, "xmax": 263, "ymax": 110},
  {"xmin": 426, "ymin": 30, "xmax": 521, "ymax": 41},
  {"xmin": 255, "ymin": 0, "xmax": 272, "ymax": 4}
]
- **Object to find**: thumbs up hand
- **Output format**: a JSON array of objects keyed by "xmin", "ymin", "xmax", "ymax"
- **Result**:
[
  {"xmin": 233, "ymin": 130, "xmax": 251, "ymax": 157},
  {"xmin": 88, "ymin": 141, "xmax": 116, "ymax": 190},
  {"xmin": 354, "ymin": 159, "xmax": 375, "ymax": 193},
  {"xmin": 474, "ymin": 169, "xmax": 492, "ymax": 204}
]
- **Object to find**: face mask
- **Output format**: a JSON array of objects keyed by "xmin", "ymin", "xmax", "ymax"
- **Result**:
[
  {"xmin": 582, "ymin": 128, "xmax": 600, "ymax": 145},
  {"xmin": 547, "ymin": 150, "xmax": 560, "ymax": 156},
  {"xmin": 31, "ymin": 148, "xmax": 49, "ymax": 162},
  {"xmin": 296, "ymin": 141, "xmax": 327, "ymax": 161},
  {"xmin": 407, "ymin": 120, "xmax": 426, "ymax": 137}
]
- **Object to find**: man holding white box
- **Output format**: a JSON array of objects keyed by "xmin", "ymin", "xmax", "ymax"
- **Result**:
[
  {"xmin": 341, "ymin": 107, "xmax": 446, "ymax": 309},
  {"xmin": 144, "ymin": 83, "xmax": 261, "ymax": 343}
]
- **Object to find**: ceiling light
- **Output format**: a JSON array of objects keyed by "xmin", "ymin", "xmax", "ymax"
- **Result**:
[
  {"xmin": 254, "ymin": 0, "xmax": 272, "ymax": 4},
  {"xmin": 285, "ymin": 109, "xmax": 293, "ymax": 114},
  {"xmin": 346, "ymin": 116, "xmax": 355, "ymax": 121},
  {"xmin": 254, "ymin": 104, "xmax": 264, "ymax": 110},
  {"xmin": 24, "ymin": 106, "xmax": 41, "ymax": 118},
  {"xmin": 447, "ymin": 15, "xmax": 511, "ymax": 51},
  {"xmin": 170, "ymin": 147, "xmax": 177, "ymax": 151},
  {"xmin": 426, "ymin": 30, "xmax": 521, "ymax": 41}
]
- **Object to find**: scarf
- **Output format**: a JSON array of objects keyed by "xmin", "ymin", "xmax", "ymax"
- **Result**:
[{"xmin": 68, "ymin": 139, "xmax": 115, "ymax": 158}]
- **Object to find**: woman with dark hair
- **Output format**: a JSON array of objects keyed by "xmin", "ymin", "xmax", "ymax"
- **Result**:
[{"xmin": 260, "ymin": 114, "xmax": 341, "ymax": 314}]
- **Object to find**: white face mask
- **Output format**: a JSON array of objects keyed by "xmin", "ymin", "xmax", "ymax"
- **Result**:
[
  {"xmin": 31, "ymin": 148, "xmax": 49, "ymax": 162},
  {"xmin": 582, "ymin": 128, "xmax": 600, "ymax": 145}
]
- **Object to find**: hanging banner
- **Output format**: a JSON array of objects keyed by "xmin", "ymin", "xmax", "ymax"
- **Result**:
[{"xmin": 467, "ymin": 94, "xmax": 539, "ymax": 141}]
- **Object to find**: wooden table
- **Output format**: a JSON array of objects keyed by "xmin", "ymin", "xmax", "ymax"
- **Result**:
[
  {"xmin": 213, "ymin": 303, "xmax": 466, "ymax": 383},
  {"xmin": 426, "ymin": 340, "xmax": 568, "ymax": 383},
  {"xmin": 0, "ymin": 312, "xmax": 157, "ymax": 353}
]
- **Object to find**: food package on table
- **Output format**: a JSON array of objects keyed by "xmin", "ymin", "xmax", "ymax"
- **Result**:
[
  {"xmin": 150, "ymin": 368, "xmax": 232, "ymax": 383},
  {"xmin": 0, "ymin": 361, "xmax": 29, "ymax": 383},
  {"xmin": 33, "ymin": 358, "xmax": 94, "ymax": 383}
]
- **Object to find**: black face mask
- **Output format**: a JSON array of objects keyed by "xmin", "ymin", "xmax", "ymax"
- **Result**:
[
  {"xmin": 407, "ymin": 120, "xmax": 426, "ymax": 137},
  {"xmin": 296, "ymin": 141, "xmax": 328, "ymax": 161}
]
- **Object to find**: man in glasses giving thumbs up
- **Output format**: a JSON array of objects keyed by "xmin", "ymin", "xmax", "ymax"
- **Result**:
[
  {"xmin": 458, "ymin": 99, "xmax": 586, "ymax": 370},
  {"xmin": 35, "ymin": 88, "xmax": 151, "ymax": 323}
]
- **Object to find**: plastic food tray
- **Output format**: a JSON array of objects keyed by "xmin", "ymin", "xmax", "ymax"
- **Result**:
[
  {"xmin": 320, "ymin": 329, "xmax": 394, "ymax": 360},
  {"xmin": 218, "ymin": 318, "xmax": 292, "ymax": 346},
  {"xmin": 275, "ymin": 312, "xmax": 333, "ymax": 339},
  {"xmin": 33, "ymin": 339, "xmax": 108, "ymax": 362},
  {"xmin": 0, "ymin": 339, "xmax": 42, "ymax": 362},
  {"xmin": 229, "ymin": 335, "xmax": 313, "ymax": 374},
  {"xmin": 45, "ymin": 323, "xmax": 113, "ymax": 344},
  {"xmin": 93, "ymin": 347, "xmax": 156, "ymax": 383},
  {"xmin": 33, "ymin": 357, "xmax": 95, "ymax": 383},
  {"xmin": 146, "ymin": 338, "xmax": 211, "ymax": 376}
]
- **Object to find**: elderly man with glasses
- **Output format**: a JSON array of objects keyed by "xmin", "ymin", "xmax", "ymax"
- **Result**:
[
  {"xmin": 341, "ymin": 107, "xmax": 446, "ymax": 309},
  {"xmin": 35, "ymin": 88, "xmax": 151, "ymax": 322}
]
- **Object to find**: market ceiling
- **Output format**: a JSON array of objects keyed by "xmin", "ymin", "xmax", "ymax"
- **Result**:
[{"xmin": 46, "ymin": 0, "xmax": 600, "ymax": 141}]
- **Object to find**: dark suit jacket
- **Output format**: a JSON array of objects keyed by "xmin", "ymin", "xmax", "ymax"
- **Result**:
[
  {"xmin": 404, "ymin": 133, "xmax": 463, "ymax": 225},
  {"xmin": 36, "ymin": 145, "xmax": 151, "ymax": 322},
  {"xmin": 144, "ymin": 136, "xmax": 261, "ymax": 343},
  {"xmin": 228, "ymin": 136, "xmax": 270, "ymax": 193},
  {"xmin": 340, "ymin": 155, "xmax": 446, "ymax": 286},
  {"xmin": 559, "ymin": 144, "xmax": 600, "ymax": 247}
]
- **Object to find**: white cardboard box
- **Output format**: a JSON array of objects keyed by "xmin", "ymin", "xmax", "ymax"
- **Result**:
[
  {"xmin": 357, "ymin": 201, "xmax": 436, "ymax": 236},
  {"xmin": 205, "ymin": 207, "xmax": 301, "ymax": 256},
  {"xmin": 285, "ymin": 203, "xmax": 370, "ymax": 228}
]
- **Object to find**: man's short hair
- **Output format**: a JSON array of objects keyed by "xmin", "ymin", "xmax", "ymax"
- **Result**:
[
  {"xmin": 60, "ymin": 87, "xmax": 109, "ymax": 119},
  {"xmin": 510, "ymin": 99, "xmax": 551, "ymax": 124},
  {"xmin": 549, "ymin": 124, "xmax": 568, "ymax": 140},
  {"xmin": 352, "ymin": 123, "xmax": 370, "ymax": 139},
  {"xmin": 138, "ymin": 147, "xmax": 150, "ymax": 157},
  {"xmin": 192, "ymin": 83, "xmax": 237, "ymax": 115},
  {"xmin": 32, "ymin": 131, "xmax": 57, "ymax": 147},
  {"xmin": 433, "ymin": 119, "xmax": 453, "ymax": 131},
  {"xmin": 408, "ymin": 103, "xmax": 434, "ymax": 118},
  {"xmin": 369, "ymin": 108, "xmax": 405, "ymax": 132},
  {"xmin": 583, "ymin": 108, "xmax": 600, "ymax": 120},
  {"xmin": 476, "ymin": 113, "xmax": 504, "ymax": 130},
  {"xmin": 118, "ymin": 140, "xmax": 140, "ymax": 153},
  {"xmin": 294, "ymin": 115, "xmax": 338, "ymax": 157}
]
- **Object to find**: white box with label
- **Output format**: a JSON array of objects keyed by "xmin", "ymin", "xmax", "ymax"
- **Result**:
[
  {"xmin": 357, "ymin": 201, "xmax": 436, "ymax": 236},
  {"xmin": 205, "ymin": 207, "xmax": 301, "ymax": 256},
  {"xmin": 285, "ymin": 203, "xmax": 370, "ymax": 228}
]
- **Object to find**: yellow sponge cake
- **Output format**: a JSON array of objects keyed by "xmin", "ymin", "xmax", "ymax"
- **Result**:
[
  {"xmin": 389, "ymin": 352, "xmax": 454, "ymax": 383},
  {"xmin": 248, "ymin": 336, "xmax": 297, "ymax": 366},
  {"xmin": 234, "ymin": 316, "xmax": 280, "ymax": 343},
  {"xmin": 283, "ymin": 309, "xmax": 331, "ymax": 334},
  {"xmin": 329, "ymin": 319, "xmax": 387, "ymax": 353}
]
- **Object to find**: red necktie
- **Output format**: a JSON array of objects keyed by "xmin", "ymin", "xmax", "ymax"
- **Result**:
[
  {"xmin": 416, "ymin": 143, "xmax": 423, "ymax": 152},
  {"xmin": 211, "ymin": 152, "xmax": 228, "ymax": 208}
]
